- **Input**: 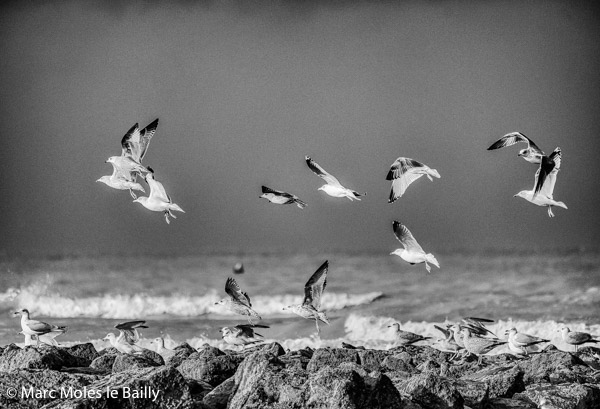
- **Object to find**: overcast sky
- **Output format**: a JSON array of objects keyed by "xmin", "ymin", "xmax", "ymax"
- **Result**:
[{"xmin": 1, "ymin": 0, "xmax": 599, "ymax": 256}]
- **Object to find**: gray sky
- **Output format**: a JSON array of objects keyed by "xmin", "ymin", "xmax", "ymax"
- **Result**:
[{"xmin": 1, "ymin": 0, "xmax": 599, "ymax": 256}]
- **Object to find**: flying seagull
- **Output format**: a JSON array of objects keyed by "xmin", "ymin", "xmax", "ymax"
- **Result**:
[
  {"xmin": 259, "ymin": 186, "xmax": 307, "ymax": 209},
  {"xmin": 559, "ymin": 327, "xmax": 599, "ymax": 352},
  {"xmin": 488, "ymin": 132, "xmax": 562, "ymax": 198},
  {"xmin": 305, "ymin": 156, "xmax": 365, "ymax": 201},
  {"xmin": 220, "ymin": 324, "xmax": 270, "ymax": 347},
  {"xmin": 133, "ymin": 168, "xmax": 185, "ymax": 224},
  {"xmin": 388, "ymin": 322, "xmax": 430, "ymax": 346},
  {"xmin": 97, "ymin": 160, "xmax": 146, "ymax": 199},
  {"xmin": 390, "ymin": 221, "xmax": 439, "ymax": 273},
  {"xmin": 514, "ymin": 152, "xmax": 567, "ymax": 217},
  {"xmin": 215, "ymin": 277, "xmax": 261, "ymax": 324},
  {"xmin": 284, "ymin": 260, "xmax": 330, "ymax": 335},
  {"xmin": 505, "ymin": 327, "xmax": 549, "ymax": 356},
  {"xmin": 13, "ymin": 309, "xmax": 68, "ymax": 346},
  {"xmin": 386, "ymin": 157, "xmax": 440, "ymax": 203},
  {"xmin": 487, "ymin": 132, "xmax": 545, "ymax": 164}
]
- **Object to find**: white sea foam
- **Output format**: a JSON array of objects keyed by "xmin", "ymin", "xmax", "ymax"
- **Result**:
[{"xmin": 4, "ymin": 286, "xmax": 382, "ymax": 319}]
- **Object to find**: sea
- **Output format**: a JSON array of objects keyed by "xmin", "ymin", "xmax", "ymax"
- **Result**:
[{"xmin": 1, "ymin": 250, "xmax": 599, "ymax": 353}]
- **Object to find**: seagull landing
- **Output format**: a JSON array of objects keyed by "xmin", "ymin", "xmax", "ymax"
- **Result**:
[
  {"xmin": 514, "ymin": 150, "xmax": 566, "ymax": 217},
  {"xmin": 220, "ymin": 324, "xmax": 270, "ymax": 347},
  {"xmin": 215, "ymin": 277, "xmax": 261, "ymax": 324},
  {"xmin": 390, "ymin": 221, "xmax": 439, "ymax": 273},
  {"xmin": 104, "ymin": 320, "xmax": 148, "ymax": 354},
  {"xmin": 305, "ymin": 156, "xmax": 365, "ymax": 201},
  {"xmin": 133, "ymin": 168, "xmax": 185, "ymax": 224},
  {"xmin": 386, "ymin": 157, "xmax": 440, "ymax": 203},
  {"xmin": 259, "ymin": 186, "xmax": 307, "ymax": 209},
  {"xmin": 284, "ymin": 260, "xmax": 330, "ymax": 336},
  {"xmin": 13, "ymin": 309, "xmax": 68, "ymax": 346}
]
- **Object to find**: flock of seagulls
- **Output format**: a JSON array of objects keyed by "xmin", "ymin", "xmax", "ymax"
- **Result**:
[
  {"xmin": 97, "ymin": 119, "xmax": 184, "ymax": 224},
  {"xmin": 11, "ymin": 126, "xmax": 581, "ymax": 357}
]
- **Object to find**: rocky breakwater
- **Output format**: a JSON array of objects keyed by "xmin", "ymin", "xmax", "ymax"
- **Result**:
[{"xmin": 0, "ymin": 341, "xmax": 599, "ymax": 408}]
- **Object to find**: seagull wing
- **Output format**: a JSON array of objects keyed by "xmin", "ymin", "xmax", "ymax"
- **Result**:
[
  {"xmin": 487, "ymin": 132, "xmax": 543, "ymax": 155},
  {"xmin": 305, "ymin": 156, "xmax": 342, "ymax": 186},
  {"xmin": 26, "ymin": 319, "xmax": 53, "ymax": 334},
  {"xmin": 392, "ymin": 221, "xmax": 424, "ymax": 253},
  {"xmin": 302, "ymin": 260, "xmax": 328, "ymax": 310},
  {"xmin": 115, "ymin": 320, "xmax": 148, "ymax": 344},
  {"xmin": 534, "ymin": 148, "xmax": 561, "ymax": 197},
  {"xmin": 121, "ymin": 123, "xmax": 141, "ymax": 159},
  {"xmin": 386, "ymin": 157, "xmax": 427, "ymax": 180},
  {"xmin": 137, "ymin": 119, "xmax": 158, "ymax": 161},
  {"xmin": 434, "ymin": 325, "xmax": 452, "ymax": 340},
  {"xmin": 225, "ymin": 277, "xmax": 252, "ymax": 308},
  {"xmin": 389, "ymin": 173, "xmax": 424, "ymax": 202},
  {"xmin": 261, "ymin": 185, "xmax": 293, "ymax": 198}
]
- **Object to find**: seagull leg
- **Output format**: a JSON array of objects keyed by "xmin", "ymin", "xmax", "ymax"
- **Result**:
[
  {"xmin": 425, "ymin": 262, "xmax": 431, "ymax": 273},
  {"xmin": 315, "ymin": 316, "xmax": 320, "ymax": 337},
  {"xmin": 168, "ymin": 209, "xmax": 177, "ymax": 219},
  {"xmin": 129, "ymin": 189, "xmax": 137, "ymax": 199},
  {"xmin": 164, "ymin": 212, "xmax": 171, "ymax": 224},
  {"xmin": 547, "ymin": 207, "xmax": 554, "ymax": 218}
]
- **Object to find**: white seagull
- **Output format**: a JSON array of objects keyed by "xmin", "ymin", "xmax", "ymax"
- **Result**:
[
  {"xmin": 220, "ymin": 324, "xmax": 270, "ymax": 347},
  {"xmin": 305, "ymin": 156, "xmax": 365, "ymax": 201},
  {"xmin": 259, "ymin": 186, "xmax": 307, "ymax": 209},
  {"xmin": 151, "ymin": 337, "xmax": 176, "ymax": 360},
  {"xmin": 514, "ymin": 151, "xmax": 567, "ymax": 217},
  {"xmin": 284, "ymin": 260, "xmax": 330, "ymax": 335},
  {"xmin": 386, "ymin": 157, "xmax": 440, "ymax": 203},
  {"xmin": 97, "ymin": 161, "xmax": 146, "ymax": 199},
  {"xmin": 390, "ymin": 221, "xmax": 439, "ymax": 273},
  {"xmin": 13, "ymin": 309, "xmax": 68, "ymax": 346},
  {"xmin": 132, "ymin": 168, "xmax": 185, "ymax": 224},
  {"xmin": 487, "ymin": 132, "xmax": 545, "ymax": 164},
  {"xmin": 104, "ymin": 320, "xmax": 148, "ymax": 354},
  {"xmin": 559, "ymin": 326, "xmax": 599, "ymax": 352}
]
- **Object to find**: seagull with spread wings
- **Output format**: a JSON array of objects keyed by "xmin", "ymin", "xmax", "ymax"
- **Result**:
[
  {"xmin": 133, "ymin": 168, "xmax": 185, "ymax": 224},
  {"xmin": 305, "ymin": 156, "xmax": 365, "ymax": 201},
  {"xmin": 13, "ymin": 309, "xmax": 68, "ymax": 346},
  {"xmin": 514, "ymin": 150, "xmax": 567, "ymax": 217},
  {"xmin": 220, "ymin": 324, "xmax": 270, "ymax": 347},
  {"xmin": 386, "ymin": 157, "xmax": 440, "ymax": 203},
  {"xmin": 390, "ymin": 221, "xmax": 439, "ymax": 273},
  {"xmin": 215, "ymin": 277, "xmax": 261, "ymax": 324},
  {"xmin": 488, "ymin": 132, "xmax": 562, "ymax": 198},
  {"xmin": 259, "ymin": 186, "xmax": 307, "ymax": 209},
  {"xmin": 100, "ymin": 119, "xmax": 158, "ymax": 198},
  {"xmin": 284, "ymin": 260, "xmax": 330, "ymax": 335},
  {"xmin": 104, "ymin": 320, "xmax": 148, "ymax": 354}
]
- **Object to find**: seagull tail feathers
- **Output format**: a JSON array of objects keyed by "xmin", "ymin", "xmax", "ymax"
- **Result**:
[
  {"xmin": 426, "ymin": 254, "xmax": 440, "ymax": 269},
  {"xmin": 170, "ymin": 203, "xmax": 185, "ymax": 213},
  {"xmin": 554, "ymin": 201, "xmax": 568, "ymax": 210}
]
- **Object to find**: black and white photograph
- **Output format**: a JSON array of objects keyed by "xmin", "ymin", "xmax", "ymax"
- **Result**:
[{"xmin": 1, "ymin": 1, "xmax": 599, "ymax": 407}]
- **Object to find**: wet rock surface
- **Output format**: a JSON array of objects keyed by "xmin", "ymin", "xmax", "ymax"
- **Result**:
[{"xmin": 0, "ymin": 342, "xmax": 599, "ymax": 408}]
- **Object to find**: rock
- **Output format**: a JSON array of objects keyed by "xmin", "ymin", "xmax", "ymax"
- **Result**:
[
  {"xmin": 485, "ymin": 397, "xmax": 537, "ymax": 408},
  {"xmin": 0, "ymin": 369, "xmax": 100, "ymax": 408},
  {"xmin": 135, "ymin": 349, "xmax": 164, "ymax": 367},
  {"xmin": 461, "ymin": 366, "xmax": 524, "ymax": 399},
  {"xmin": 516, "ymin": 351, "xmax": 599, "ymax": 384},
  {"xmin": 62, "ymin": 344, "xmax": 99, "ymax": 367},
  {"xmin": 203, "ymin": 376, "xmax": 235, "ymax": 409},
  {"xmin": 89, "ymin": 354, "xmax": 117, "ymax": 373},
  {"xmin": 45, "ymin": 366, "xmax": 195, "ymax": 408},
  {"xmin": 112, "ymin": 353, "xmax": 162, "ymax": 373},
  {"xmin": 260, "ymin": 342, "xmax": 286, "ymax": 357},
  {"xmin": 453, "ymin": 379, "xmax": 488, "ymax": 408},
  {"xmin": 514, "ymin": 382, "xmax": 600, "ymax": 409},
  {"xmin": 357, "ymin": 349, "xmax": 391, "ymax": 372},
  {"xmin": 0, "ymin": 345, "xmax": 94, "ymax": 372},
  {"xmin": 382, "ymin": 353, "xmax": 419, "ymax": 374},
  {"xmin": 396, "ymin": 372, "xmax": 463, "ymax": 409},
  {"xmin": 165, "ymin": 342, "xmax": 196, "ymax": 367},
  {"xmin": 306, "ymin": 348, "xmax": 359, "ymax": 372},
  {"xmin": 177, "ymin": 351, "xmax": 244, "ymax": 386}
]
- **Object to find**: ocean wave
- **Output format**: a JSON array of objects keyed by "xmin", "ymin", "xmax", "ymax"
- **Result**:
[{"xmin": 3, "ymin": 286, "xmax": 383, "ymax": 319}]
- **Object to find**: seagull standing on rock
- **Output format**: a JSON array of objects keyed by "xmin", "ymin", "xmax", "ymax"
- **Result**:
[
  {"xmin": 388, "ymin": 323, "xmax": 430, "ymax": 346},
  {"xmin": 559, "ymin": 327, "xmax": 599, "ymax": 352},
  {"xmin": 13, "ymin": 309, "xmax": 68, "ymax": 346},
  {"xmin": 305, "ymin": 156, "xmax": 365, "ymax": 201}
]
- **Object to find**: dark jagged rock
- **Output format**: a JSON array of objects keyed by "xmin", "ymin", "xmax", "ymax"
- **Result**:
[
  {"xmin": 62, "ymin": 344, "xmax": 99, "ymax": 367},
  {"xmin": 396, "ymin": 372, "xmax": 464, "ymax": 409},
  {"xmin": 166, "ymin": 342, "xmax": 196, "ymax": 367},
  {"xmin": 357, "ymin": 349, "xmax": 392, "ymax": 372},
  {"xmin": 513, "ymin": 382, "xmax": 600, "ymax": 409},
  {"xmin": 135, "ymin": 349, "xmax": 164, "ymax": 367},
  {"xmin": 382, "ymin": 352, "xmax": 420, "ymax": 374},
  {"xmin": 485, "ymin": 397, "xmax": 537, "ymax": 408},
  {"xmin": 453, "ymin": 379, "xmax": 488, "ymax": 408},
  {"xmin": 306, "ymin": 347, "xmax": 359, "ymax": 373},
  {"xmin": 202, "ymin": 376, "xmax": 234, "ymax": 409},
  {"xmin": 516, "ymin": 350, "xmax": 600, "ymax": 384},
  {"xmin": 461, "ymin": 366, "xmax": 525, "ymax": 399},
  {"xmin": 177, "ymin": 350, "xmax": 244, "ymax": 386},
  {"xmin": 112, "ymin": 353, "xmax": 162, "ymax": 373},
  {"xmin": 0, "ymin": 369, "xmax": 100, "ymax": 408},
  {"xmin": 0, "ymin": 345, "xmax": 97, "ymax": 372},
  {"xmin": 89, "ymin": 353, "xmax": 117, "ymax": 373}
]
